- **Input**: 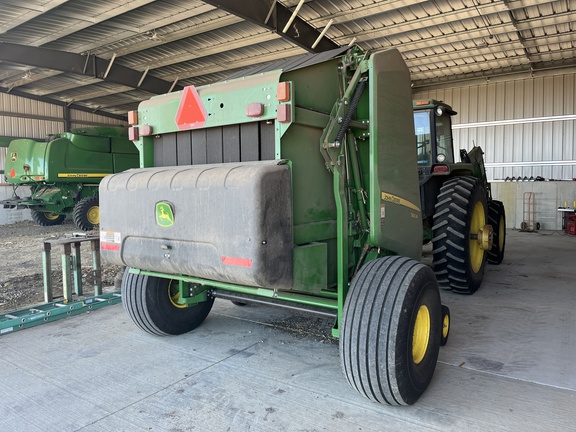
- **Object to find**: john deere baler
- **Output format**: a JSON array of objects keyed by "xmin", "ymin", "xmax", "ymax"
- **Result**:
[{"xmin": 100, "ymin": 47, "xmax": 449, "ymax": 405}]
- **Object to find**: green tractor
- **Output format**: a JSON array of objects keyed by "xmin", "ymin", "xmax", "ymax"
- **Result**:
[
  {"xmin": 2, "ymin": 126, "xmax": 138, "ymax": 231},
  {"xmin": 100, "ymin": 47, "xmax": 450, "ymax": 405},
  {"xmin": 413, "ymin": 99, "xmax": 506, "ymax": 294}
]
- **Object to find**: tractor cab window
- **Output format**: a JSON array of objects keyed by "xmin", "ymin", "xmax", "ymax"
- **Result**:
[
  {"xmin": 434, "ymin": 113, "xmax": 454, "ymax": 163},
  {"xmin": 414, "ymin": 111, "xmax": 431, "ymax": 166}
]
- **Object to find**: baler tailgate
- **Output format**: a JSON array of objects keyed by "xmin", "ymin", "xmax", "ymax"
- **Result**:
[{"xmin": 100, "ymin": 160, "xmax": 293, "ymax": 289}]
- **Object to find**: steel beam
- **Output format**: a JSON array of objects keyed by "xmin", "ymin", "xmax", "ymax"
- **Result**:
[
  {"xmin": 0, "ymin": 42, "xmax": 183, "ymax": 94},
  {"xmin": 202, "ymin": 0, "xmax": 338, "ymax": 52}
]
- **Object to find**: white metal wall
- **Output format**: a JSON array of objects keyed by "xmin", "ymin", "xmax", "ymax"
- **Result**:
[{"xmin": 414, "ymin": 71, "xmax": 576, "ymax": 182}]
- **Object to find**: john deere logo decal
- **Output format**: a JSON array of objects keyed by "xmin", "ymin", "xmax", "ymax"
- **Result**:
[
  {"xmin": 10, "ymin": 152, "xmax": 17, "ymax": 162},
  {"xmin": 156, "ymin": 201, "xmax": 174, "ymax": 227}
]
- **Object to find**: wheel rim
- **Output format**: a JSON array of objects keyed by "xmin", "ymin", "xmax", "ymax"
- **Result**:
[
  {"xmin": 412, "ymin": 305, "xmax": 431, "ymax": 365},
  {"xmin": 87, "ymin": 205, "xmax": 100, "ymax": 225},
  {"xmin": 45, "ymin": 212, "xmax": 60, "ymax": 221},
  {"xmin": 442, "ymin": 314, "xmax": 450, "ymax": 339},
  {"xmin": 498, "ymin": 215, "xmax": 505, "ymax": 251},
  {"xmin": 470, "ymin": 201, "xmax": 485, "ymax": 273},
  {"xmin": 168, "ymin": 280, "xmax": 186, "ymax": 309}
]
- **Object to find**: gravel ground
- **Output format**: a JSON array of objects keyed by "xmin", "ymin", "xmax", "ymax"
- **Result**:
[{"xmin": 0, "ymin": 219, "xmax": 122, "ymax": 313}]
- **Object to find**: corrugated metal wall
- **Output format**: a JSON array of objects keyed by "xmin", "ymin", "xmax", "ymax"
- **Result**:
[
  {"xmin": 0, "ymin": 92, "xmax": 127, "ymax": 178},
  {"xmin": 414, "ymin": 71, "xmax": 576, "ymax": 182},
  {"xmin": 70, "ymin": 110, "xmax": 127, "ymax": 129}
]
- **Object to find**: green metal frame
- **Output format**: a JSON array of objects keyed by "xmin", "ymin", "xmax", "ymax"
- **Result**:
[{"xmin": 0, "ymin": 292, "xmax": 121, "ymax": 336}]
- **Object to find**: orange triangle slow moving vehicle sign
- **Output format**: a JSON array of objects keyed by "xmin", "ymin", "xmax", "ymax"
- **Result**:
[{"xmin": 175, "ymin": 85, "xmax": 207, "ymax": 130}]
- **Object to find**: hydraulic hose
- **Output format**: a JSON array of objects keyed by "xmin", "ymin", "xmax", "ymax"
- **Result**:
[{"xmin": 334, "ymin": 76, "xmax": 367, "ymax": 147}]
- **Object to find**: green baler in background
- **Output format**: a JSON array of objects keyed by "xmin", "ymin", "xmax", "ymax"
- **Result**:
[
  {"xmin": 2, "ymin": 126, "xmax": 138, "ymax": 230},
  {"xmin": 99, "ymin": 47, "xmax": 450, "ymax": 405},
  {"xmin": 413, "ymin": 99, "xmax": 506, "ymax": 294}
]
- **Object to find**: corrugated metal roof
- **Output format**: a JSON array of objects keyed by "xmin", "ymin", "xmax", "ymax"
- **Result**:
[{"xmin": 0, "ymin": 0, "xmax": 574, "ymax": 117}]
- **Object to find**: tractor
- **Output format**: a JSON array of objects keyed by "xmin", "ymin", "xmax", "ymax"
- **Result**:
[{"xmin": 414, "ymin": 99, "xmax": 506, "ymax": 294}]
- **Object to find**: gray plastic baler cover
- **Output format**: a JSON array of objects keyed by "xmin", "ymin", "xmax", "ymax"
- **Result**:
[{"xmin": 99, "ymin": 160, "xmax": 293, "ymax": 289}]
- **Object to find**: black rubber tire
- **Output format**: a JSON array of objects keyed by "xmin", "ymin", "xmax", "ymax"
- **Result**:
[
  {"xmin": 340, "ymin": 256, "xmax": 442, "ymax": 405},
  {"xmin": 440, "ymin": 305, "xmax": 450, "ymax": 347},
  {"xmin": 122, "ymin": 268, "xmax": 214, "ymax": 336},
  {"xmin": 73, "ymin": 196, "xmax": 99, "ymax": 231},
  {"xmin": 31, "ymin": 210, "xmax": 66, "ymax": 226},
  {"xmin": 432, "ymin": 177, "xmax": 488, "ymax": 294},
  {"xmin": 487, "ymin": 200, "xmax": 506, "ymax": 265}
]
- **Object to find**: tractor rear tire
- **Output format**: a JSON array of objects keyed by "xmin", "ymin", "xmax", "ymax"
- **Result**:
[
  {"xmin": 122, "ymin": 268, "xmax": 214, "ymax": 336},
  {"xmin": 340, "ymin": 256, "xmax": 442, "ymax": 405},
  {"xmin": 432, "ymin": 177, "xmax": 488, "ymax": 294},
  {"xmin": 73, "ymin": 196, "xmax": 99, "ymax": 231},
  {"xmin": 487, "ymin": 200, "xmax": 506, "ymax": 264},
  {"xmin": 31, "ymin": 210, "xmax": 66, "ymax": 226}
]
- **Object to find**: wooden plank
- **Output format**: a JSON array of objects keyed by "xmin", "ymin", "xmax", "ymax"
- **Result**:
[
  {"xmin": 191, "ymin": 129, "xmax": 207, "ymax": 165},
  {"xmin": 206, "ymin": 127, "xmax": 223, "ymax": 163},
  {"xmin": 176, "ymin": 131, "xmax": 192, "ymax": 166},
  {"xmin": 260, "ymin": 121, "xmax": 276, "ymax": 160},
  {"xmin": 240, "ymin": 122, "xmax": 259, "ymax": 162},
  {"xmin": 223, "ymin": 124, "xmax": 240, "ymax": 163}
]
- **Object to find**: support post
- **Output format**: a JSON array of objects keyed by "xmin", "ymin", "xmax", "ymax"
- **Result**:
[
  {"xmin": 61, "ymin": 243, "xmax": 73, "ymax": 302},
  {"xmin": 72, "ymin": 241, "xmax": 82, "ymax": 295},
  {"xmin": 42, "ymin": 242, "xmax": 53, "ymax": 303},
  {"xmin": 91, "ymin": 238, "xmax": 102, "ymax": 295}
]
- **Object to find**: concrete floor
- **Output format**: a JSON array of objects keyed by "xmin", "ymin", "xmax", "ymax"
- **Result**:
[{"xmin": 0, "ymin": 230, "xmax": 575, "ymax": 431}]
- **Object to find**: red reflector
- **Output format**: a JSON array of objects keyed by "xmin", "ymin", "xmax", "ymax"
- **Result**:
[
  {"xmin": 128, "ymin": 126, "xmax": 139, "ymax": 141},
  {"xmin": 140, "ymin": 124, "xmax": 153, "ymax": 136},
  {"xmin": 128, "ymin": 110, "xmax": 138, "ymax": 125},
  {"xmin": 175, "ymin": 85, "xmax": 207, "ymax": 130},
  {"xmin": 101, "ymin": 243, "xmax": 120, "ymax": 251},
  {"xmin": 277, "ymin": 82, "xmax": 290, "ymax": 102},
  {"xmin": 415, "ymin": 100, "xmax": 430, "ymax": 106},
  {"xmin": 10, "ymin": 167, "xmax": 15, "ymax": 178},
  {"xmin": 221, "ymin": 256, "xmax": 252, "ymax": 268},
  {"xmin": 433, "ymin": 165, "xmax": 450, "ymax": 173},
  {"xmin": 246, "ymin": 102, "xmax": 264, "ymax": 117},
  {"xmin": 277, "ymin": 104, "xmax": 291, "ymax": 123}
]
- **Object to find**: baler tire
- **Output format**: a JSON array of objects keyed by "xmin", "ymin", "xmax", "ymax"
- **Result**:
[
  {"xmin": 340, "ymin": 256, "xmax": 442, "ymax": 405},
  {"xmin": 432, "ymin": 177, "xmax": 488, "ymax": 294},
  {"xmin": 487, "ymin": 200, "xmax": 506, "ymax": 265},
  {"xmin": 73, "ymin": 196, "xmax": 100, "ymax": 231},
  {"xmin": 122, "ymin": 268, "xmax": 214, "ymax": 336},
  {"xmin": 31, "ymin": 210, "xmax": 66, "ymax": 226},
  {"xmin": 440, "ymin": 305, "xmax": 450, "ymax": 347}
]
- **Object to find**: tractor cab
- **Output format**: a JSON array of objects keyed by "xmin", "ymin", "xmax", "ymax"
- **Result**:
[{"xmin": 413, "ymin": 99, "xmax": 456, "ymax": 172}]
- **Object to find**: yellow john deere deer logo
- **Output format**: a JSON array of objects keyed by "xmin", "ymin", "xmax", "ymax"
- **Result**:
[
  {"xmin": 10, "ymin": 152, "xmax": 17, "ymax": 162},
  {"xmin": 156, "ymin": 201, "xmax": 174, "ymax": 227}
]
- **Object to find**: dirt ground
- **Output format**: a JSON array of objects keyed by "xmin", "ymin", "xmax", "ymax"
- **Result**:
[
  {"xmin": 0, "ymin": 219, "xmax": 336, "ymax": 342},
  {"xmin": 0, "ymin": 219, "xmax": 122, "ymax": 313}
]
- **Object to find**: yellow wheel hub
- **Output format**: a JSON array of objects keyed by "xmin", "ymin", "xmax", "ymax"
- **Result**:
[
  {"xmin": 442, "ymin": 313, "xmax": 450, "ymax": 339},
  {"xmin": 168, "ymin": 280, "xmax": 186, "ymax": 309},
  {"xmin": 87, "ymin": 205, "xmax": 100, "ymax": 225},
  {"xmin": 45, "ymin": 212, "xmax": 60, "ymax": 221},
  {"xmin": 469, "ymin": 201, "xmax": 488, "ymax": 273},
  {"xmin": 412, "ymin": 305, "xmax": 431, "ymax": 365}
]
